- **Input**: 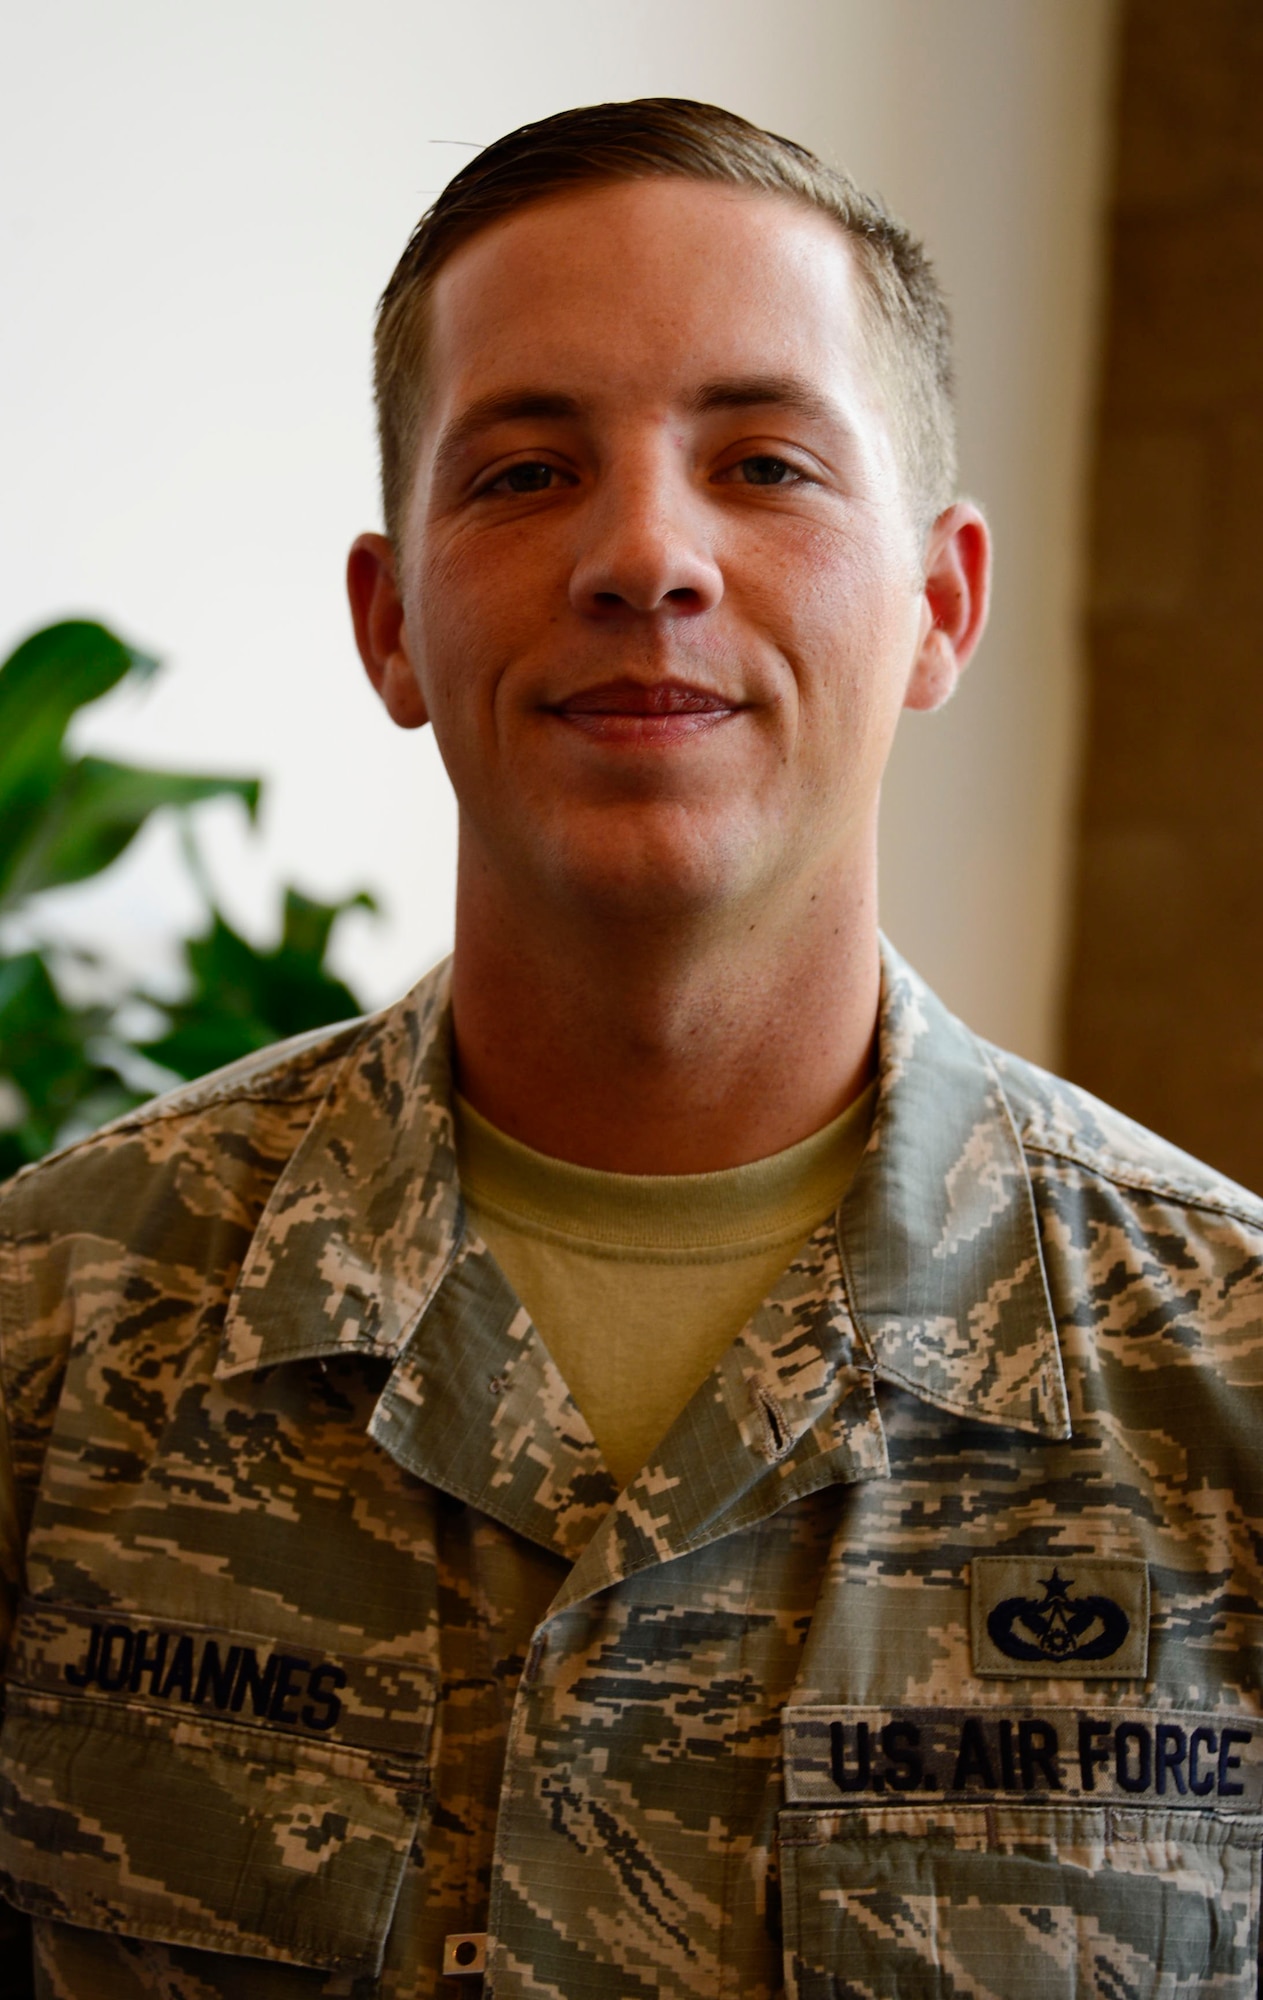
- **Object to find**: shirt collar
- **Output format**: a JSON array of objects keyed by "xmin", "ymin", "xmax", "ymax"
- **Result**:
[
  {"xmin": 218, "ymin": 959, "xmax": 463, "ymax": 1378},
  {"xmin": 218, "ymin": 940, "xmax": 1068, "ymax": 1443},
  {"xmin": 841, "ymin": 943, "xmax": 1067, "ymax": 1439}
]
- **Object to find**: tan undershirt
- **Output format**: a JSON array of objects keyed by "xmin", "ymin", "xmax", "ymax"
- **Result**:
[{"xmin": 455, "ymin": 1083, "xmax": 876, "ymax": 1486}]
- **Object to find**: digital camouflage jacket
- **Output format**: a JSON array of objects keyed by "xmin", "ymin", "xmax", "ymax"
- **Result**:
[{"xmin": 1, "ymin": 944, "xmax": 1262, "ymax": 1999}]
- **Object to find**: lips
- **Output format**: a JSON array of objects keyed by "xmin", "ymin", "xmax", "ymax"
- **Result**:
[
  {"xmin": 546, "ymin": 677, "xmax": 742, "ymax": 746},
  {"xmin": 551, "ymin": 678, "xmax": 738, "ymax": 717}
]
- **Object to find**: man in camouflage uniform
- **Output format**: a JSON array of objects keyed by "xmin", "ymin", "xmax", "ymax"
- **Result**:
[{"xmin": 2, "ymin": 99, "xmax": 1262, "ymax": 2000}]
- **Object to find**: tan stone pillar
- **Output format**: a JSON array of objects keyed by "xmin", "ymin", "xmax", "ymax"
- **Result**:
[{"xmin": 1062, "ymin": 0, "xmax": 1263, "ymax": 1191}]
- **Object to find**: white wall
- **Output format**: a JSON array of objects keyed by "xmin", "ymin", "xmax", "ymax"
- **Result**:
[{"xmin": 0, "ymin": 0, "xmax": 1116, "ymax": 1059}]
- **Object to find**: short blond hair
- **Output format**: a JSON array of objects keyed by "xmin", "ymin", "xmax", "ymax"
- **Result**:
[{"xmin": 374, "ymin": 97, "xmax": 956, "ymax": 543}]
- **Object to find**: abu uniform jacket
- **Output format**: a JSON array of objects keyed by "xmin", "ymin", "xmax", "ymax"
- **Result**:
[{"xmin": 1, "ymin": 944, "xmax": 1261, "ymax": 1997}]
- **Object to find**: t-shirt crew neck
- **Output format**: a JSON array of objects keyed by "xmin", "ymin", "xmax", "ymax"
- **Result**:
[{"xmin": 455, "ymin": 1082, "xmax": 877, "ymax": 1486}]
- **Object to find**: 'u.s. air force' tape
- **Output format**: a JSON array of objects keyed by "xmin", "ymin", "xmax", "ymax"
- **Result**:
[{"xmin": 784, "ymin": 1707, "xmax": 1263, "ymax": 1810}]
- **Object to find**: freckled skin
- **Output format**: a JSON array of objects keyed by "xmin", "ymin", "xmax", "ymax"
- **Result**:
[
  {"xmin": 349, "ymin": 179, "xmax": 989, "ymax": 1169},
  {"xmin": 391, "ymin": 184, "xmax": 928, "ymax": 915}
]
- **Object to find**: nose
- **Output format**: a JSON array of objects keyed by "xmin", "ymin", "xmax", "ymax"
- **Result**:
[{"xmin": 568, "ymin": 451, "xmax": 724, "ymax": 618}]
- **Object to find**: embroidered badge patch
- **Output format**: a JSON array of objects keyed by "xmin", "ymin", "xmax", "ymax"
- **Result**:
[{"xmin": 971, "ymin": 1556, "xmax": 1149, "ymax": 1679}]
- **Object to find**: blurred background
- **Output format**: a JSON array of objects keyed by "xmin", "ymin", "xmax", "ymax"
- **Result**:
[{"xmin": 2, "ymin": 0, "xmax": 1260, "ymax": 1188}]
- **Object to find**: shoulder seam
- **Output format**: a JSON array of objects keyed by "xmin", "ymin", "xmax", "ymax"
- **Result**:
[
  {"xmin": 4, "ymin": 1078, "xmax": 337, "ymax": 1181},
  {"xmin": 0, "ymin": 1226, "xmax": 30, "ymax": 1588},
  {"xmin": 116, "ymin": 1076, "xmax": 335, "ymax": 1124},
  {"xmin": 1022, "ymin": 1134, "xmax": 1263, "ymax": 1228},
  {"xmin": 4, "ymin": 1024, "xmax": 369, "ymax": 1183}
]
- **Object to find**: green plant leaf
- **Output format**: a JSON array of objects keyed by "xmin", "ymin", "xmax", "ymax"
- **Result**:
[
  {"xmin": 280, "ymin": 886, "xmax": 376, "ymax": 967},
  {"xmin": 0, "ymin": 620, "xmax": 157, "ymax": 910},
  {"xmin": 4, "ymin": 756, "xmax": 261, "ymax": 904},
  {"xmin": 0, "ymin": 622, "xmax": 155, "ymax": 789},
  {"xmin": 136, "ymin": 890, "xmax": 374, "ymax": 1083},
  {"xmin": 0, "ymin": 617, "xmax": 379, "ymax": 1176},
  {"xmin": 0, "ymin": 948, "xmax": 138, "ymax": 1172}
]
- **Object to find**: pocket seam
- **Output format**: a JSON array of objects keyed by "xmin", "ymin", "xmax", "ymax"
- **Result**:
[{"xmin": 0, "ymin": 1682, "xmax": 428, "ymax": 1972}]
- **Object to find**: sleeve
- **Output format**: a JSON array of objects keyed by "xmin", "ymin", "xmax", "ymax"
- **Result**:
[
  {"xmin": 0, "ymin": 1215, "xmax": 40, "ymax": 1998},
  {"xmin": 0, "ymin": 1219, "xmax": 29, "ymax": 1669},
  {"xmin": 0, "ymin": 1187, "xmax": 75, "ymax": 1662}
]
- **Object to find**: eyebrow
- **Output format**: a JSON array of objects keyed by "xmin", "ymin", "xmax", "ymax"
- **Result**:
[
  {"xmin": 430, "ymin": 374, "xmax": 842, "ymax": 485},
  {"xmin": 431, "ymin": 391, "xmax": 583, "ymax": 486},
  {"xmin": 685, "ymin": 375, "xmax": 837, "ymax": 425}
]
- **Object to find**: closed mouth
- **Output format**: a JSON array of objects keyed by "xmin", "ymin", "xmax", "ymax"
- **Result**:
[
  {"xmin": 547, "ymin": 680, "xmax": 743, "ymax": 744},
  {"xmin": 552, "ymin": 678, "xmax": 739, "ymax": 715}
]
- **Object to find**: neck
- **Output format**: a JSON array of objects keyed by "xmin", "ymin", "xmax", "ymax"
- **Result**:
[{"xmin": 449, "ymin": 842, "xmax": 882, "ymax": 1175}]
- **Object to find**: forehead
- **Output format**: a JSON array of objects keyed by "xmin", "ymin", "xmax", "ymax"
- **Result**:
[{"xmin": 421, "ymin": 178, "xmax": 878, "ymax": 422}]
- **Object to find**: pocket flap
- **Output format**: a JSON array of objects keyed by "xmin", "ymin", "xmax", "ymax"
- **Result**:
[
  {"xmin": 780, "ymin": 1802, "xmax": 1263, "ymax": 2000},
  {"xmin": 0, "ymin": 1607, "xmax": 435, "ymax": 1977}
]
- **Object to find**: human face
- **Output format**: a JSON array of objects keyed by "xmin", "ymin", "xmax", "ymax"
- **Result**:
[{"xmin": 364, "ymin": 178, "xmax": 963, "ymax": 928}]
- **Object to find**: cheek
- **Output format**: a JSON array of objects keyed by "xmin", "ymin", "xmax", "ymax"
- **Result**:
[
  {"xmin": 772, "ymin": 543, "xmax": 924, "ymax": 778},
  {"xmin": 416, "ymin": 536, "xmax": 492, "ymax": 652},
  {"xmin": 414, "ymin": 516, "xmax": 567, "ymax": 685},
  {"xmin": 782, "ymin": 547, "xmax": 920, "ymax": 699},
  {"xmin": 404, "ymin": 542, "xmax": 506, "ymax": 732},
  {"xmin": 756, "ymin": 512, "xmax": 916, "ymax": 632}
]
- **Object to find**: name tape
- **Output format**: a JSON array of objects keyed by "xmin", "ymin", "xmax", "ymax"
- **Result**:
[{"xmin": 11, "ymin": 1603, "xmax": 434, "ymax": 1756}]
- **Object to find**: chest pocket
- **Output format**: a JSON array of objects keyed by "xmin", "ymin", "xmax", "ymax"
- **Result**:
[
  {"xmin": 779, "ymin": 1801, "xmax": 1263, "ymax": 2000},
  {"xmin": 779, "ymin": 1703, "xmax": 1263, "ymax": 1999},
  {"xmin": 0, "ymin": 1601, "xmax": 435, "ymax": 1979}
]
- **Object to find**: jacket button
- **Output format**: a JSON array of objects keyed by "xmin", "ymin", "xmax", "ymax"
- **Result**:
[{"xmin": 442, "ymin": 1932, "xmax": 488, "ymax": 1977}]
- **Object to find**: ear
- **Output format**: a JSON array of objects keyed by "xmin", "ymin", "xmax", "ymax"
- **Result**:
[
  {"xmin": 346, "ymin": 532, "xmax": 430, "ymax": 729},
  {"xmin": 903, "ymin": 501, "xmax": 992, "ymax": 713}
]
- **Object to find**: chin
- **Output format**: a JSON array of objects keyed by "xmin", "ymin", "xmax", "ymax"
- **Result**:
[{"xmin": 537, "ymin": 815, "xmax": 769, "ymax": 928}]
